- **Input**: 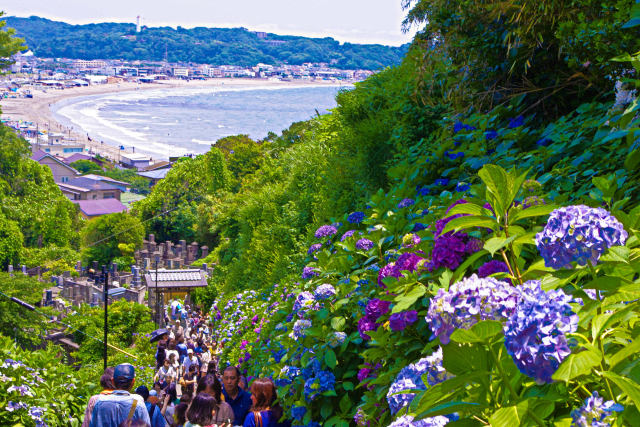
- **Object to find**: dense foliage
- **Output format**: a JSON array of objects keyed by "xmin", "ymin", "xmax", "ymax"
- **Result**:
[
  {"xmin": 6, "ymin": 16, "xmax": 408, "ymax": 70},
  {"xmin": 81, "ymin": 212, "xmax": 145, "ymax": 267}
]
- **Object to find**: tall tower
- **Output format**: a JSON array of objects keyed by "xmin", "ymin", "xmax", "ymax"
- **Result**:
[{"xmin": 136, "ymin": 15, "xmax": 142, "ymax": 33}]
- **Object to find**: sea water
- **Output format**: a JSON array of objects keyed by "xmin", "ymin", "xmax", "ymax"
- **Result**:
[{"xmin": 51, "ymin": 83, "xmax": 349, "ymax": 159}]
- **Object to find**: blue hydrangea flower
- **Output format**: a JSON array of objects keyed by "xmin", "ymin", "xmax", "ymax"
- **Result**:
[
  {"xmin": 290, "ymin": 319, "xmax": 312, "ymax": 340},
  {"xmin": 387, "ymin": 348, "xmax": 452, "ymax": 414},
  {"xmin": 570, "ymin": 392, "xmax": 623, "ymax": 427},
  {"xmin": 413, "ymin": 223, "xmax": 427, "ymax": 232},
  {"xmin": 397, "ymin": 198, "xmax": 415, "ymax": 209},
  {"xmin": 356, "ymin": 238, "xmax": 375, "ymax": 251},
  {"xmin": 314, "ymin": 225, "xmax": 338, "ymax": 239},
  {"xmin": 6, "ymin": 401, "xmax": 28, "ymax": 412},
  {"xmin": 453, "ymin": 122, "xmax": 476, "ymax": 133},
  {"xmin": 536, "ymin": 137, "xmax": 552, "ymax": 146},
  {"xmin": 307, "ymin": 243, "xmax": 322, "ymax": 255},
  {"xmin": 327, "ymin": 331, "xmax": 347, "ymax": 348},
  {"xmin": 302, "ymin": 266, "xmax": 319, "ymax": 279},
  {"xmin": 314, "ymin": 284, "xmax": 336, "ymax": 300},
  {"xmin": 435, "ymin": 178, "xmax": 449, "ymax": 186},
  {"xmin": 508, "ymin": 115, "xmax": 524, "ymax": 128},
  {"xmin": 292, "ymin": 406, "xmax": 307, "ymax": 420},
  {"xmin": 426, "ymin": 275, "xmax": 519, "ymax": 344},
  {"xmin": 455, "ymin": 182, "xmax": 470, "ymax": 192},
  {"xmin": 504, "ymin": 280, "xmax": 578, "ymax": 384},
  {"xmin": 304, "ymin": 370, "xmax": 335, "ymax": 400},
  {"xmin": 416, "ymin": 186, "xmax": 430, "ymax": 196},
  {"xmin": 293, "ymin": 291, "xmax": 317, "ymax": 316},
  {"xmin": 535, "ymin": 205, "xmax": 628, "ymax": 269},
  {"xmin": 348, "ymin": 211, "xmax": 366, "ymax": 224},
  {"xmin": 485, "ymin": 130, "xmax": 498, "ymax": 140},
  {"xmin": 388, "ymin": 415, "xmax": 451, "ymax": 427}
]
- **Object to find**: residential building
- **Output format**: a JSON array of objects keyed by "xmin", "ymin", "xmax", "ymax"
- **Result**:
[
  {"xmin": 73, "ymin": 199, "xmax": 128, "ymax": 219},
  {"xmin": 30, "ymin": 150, "xmax": 80, "ymax": 183}
]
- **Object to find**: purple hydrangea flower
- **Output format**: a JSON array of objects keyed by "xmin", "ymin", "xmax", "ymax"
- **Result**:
[
  {"xmin": 387, "ymin": 348, "xmax": 451, "ymax": 414},
  {"xmin": 523, "ymin": 195, "xmax": 545, "ymax": 209},
  {"xmin": 6, "ymin": 401, "xmax": 28, "ymax": 412},
  {"xmin": 314, "ymin": 284, "xmax": 336, "ymax": 300},
  {"xmin": 570, "ymin": 392, "xmax": 623, "ymax": 427},
  {"xmin": 402, "ymin": 233, "xmax": 421, "ymax": 248},
  {"xmin": 504, "ymin": 280, "xmax": 578, "ymax": 384},
  {"xmin": 365, "ymin": 298, "xmax": 391, "ymax": 320},
  {"xmin": 354, "ymin": 408, "xmax": 367, "ymax": 426},
  {"xmin": 357, "ymin": 316, "xmax": 378, "ymax": 340},
  {"xmin": 356, "ymin": 238, "xmax": 375, "ymax": 251},
  {"xmin": 397, "ymin": 198, "xmax": 415, "ymax": 209},
  {"xmin": 478, "ymin": 260, "xmax": 510, "ymax": 278},
  {"xmin": 340, "ymin": 230, "xmax": 356, "ymax": 241},
  {"xmin": 389, "ymin": 310, "xmax": 418, "ymax": 332},
  {"xmin": 535, "ymin": 205, "xmax": 628, "ymax": 269},
  {"xmin": 378, "ymin": 262, "xmax": 402, "ymax": 287},
  {"xmin": 348, "ymin": 211, "xmax": 366, "ymax": 224},
  {"xmin": 426, "ymin": 275, "xmax": 519, "ymax": 344},
  {"xmin": 430, "ymin": 233, "xmax": 468, "ymax": 270},
  {"xmin": 293, "ymin": 291, "xmax": 317, "ymax": 316},
  {"xmin": 315, "ymin": 225, "xmax": 338, "ymax": 239},
  {"xmin": 302, "ymin": 266, "xmax": 319, "ymax": 279},
  {"xmin": 378, "ymin": 253, "xmax": 425, "ymax": 286},
  {"xmin": 307, "ymin": 243, "xmax": 322, "ymax": 255}
]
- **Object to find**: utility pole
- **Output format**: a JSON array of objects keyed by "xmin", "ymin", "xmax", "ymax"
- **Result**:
[
  {"xmin": 102, "ymin": 265, "xmax": 109, "ymax": 371},
  {"xmin": 154, "ymin": 256, "xmax": 160, "ymax": 327}
]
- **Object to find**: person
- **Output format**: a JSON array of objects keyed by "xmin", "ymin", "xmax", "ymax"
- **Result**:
[
  {"xmin": 184, "ymin": 393, "xmax": 229, "ymax": 427},
  {"xmin": 198, "ymin": 345, "xmax": 211, "ymax": 378},
  {"xmin": 196, "ymin": 375, "xmax": 234, "ymax": 424},
  {"xmin": 239, "ymin": 376, "xmax": 248, "ymax": 391},
  {"xmin": 173, "ymin": 393, "xmax": 192, "ymax": 427},
  {"xmin": 182, "ymin": 364, "xmax": 198, "ymax": 396},
  {"xmin": 184, "ymin": 349, "xmax": 200, "ymax": 375},
  {"xmin": 135, "ymin": 385, "xmax": 168, "ymax": 427},
  {"xmin": 221, "ymin": 367, "xmax": 252, "ymax": 425},
  {"xmin": 168, "ymin": 353, "xmax": 180, "ymax": 376},
  {"xmin": 176, "ymin": 336, "xmax": 189, "ymax": 366},
  {"xmin": 156, "ymin": 343, "xmax": 167, "ymax": 369},
  {"xmin": 175, "ymin": 320, "xmax": 184, "ymax": 337},
  {"xmin": 88, "ymin": 363, "xmax": 151, "ymax": 427},
  {"xmin": 166, "ymin": 340, "xmax": 179, "ymax": 366},
  {"xmin": 242, "ymin": 378, "xmax": 290, "ymax": 427},
  {"xmin": 82, "ymin": 367, "xmax": 115, "ymax": 427},
  {"xmin": 118, "ymin": 420, "xmax": 150, "ymax": 427},
  {"xmin": 155, "ymin": 358, "xmax": 176, "ymax": 390}
]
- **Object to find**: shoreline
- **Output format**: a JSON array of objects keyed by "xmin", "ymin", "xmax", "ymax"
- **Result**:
[{"xmin": 0, "ymin": 78, "xmax": 347, "ymax": 162}]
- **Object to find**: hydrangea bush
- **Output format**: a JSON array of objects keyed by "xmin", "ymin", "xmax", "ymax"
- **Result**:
[{"xmin": 209, "ymin": 164, "xmax": 640, "ymax": 427}]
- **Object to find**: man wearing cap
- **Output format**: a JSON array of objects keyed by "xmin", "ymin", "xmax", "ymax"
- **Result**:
[
  {"xmin": 88, "ymin": 363, "xmax": 151, "ymax": 427},
  {"xmin": 183, "ymin": 348, "xmax": 200, "ymax": 376}
]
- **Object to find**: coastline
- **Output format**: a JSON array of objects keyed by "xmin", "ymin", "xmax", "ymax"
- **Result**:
[{"xmin": 0, "ymin": 78, "xmax": 346, "ymax": 162}]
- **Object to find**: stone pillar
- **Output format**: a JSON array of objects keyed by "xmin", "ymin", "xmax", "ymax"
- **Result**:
[
  {"xmin": 143, "ymin": 257, "xmax": 151, "ymax": 271},
  {"xmin": 180, "ymin": 240, "xmax": 187, "ymax": 256},
  {"xmin": 7, "ymin": 265, "xmax": 12, "ymax": 276},
  {"xmin": 75, "ymin": 261, "xmax": 82, "ymax": 273},
  {"xmin": 149, "ymin": 234, "xmax": 155, "ymax": 244},
  {"xmin": 21, "ymin": 265, "xmax": 27, "ymax": 275},
  {"xmin": 200, "ymin": 246, "xmax": 209, "ymax": 259},
  {"xmin": 201, "ymin": 263, "xmax": 207, "ymax": 271}
]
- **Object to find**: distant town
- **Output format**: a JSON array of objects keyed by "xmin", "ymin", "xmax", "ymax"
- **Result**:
[{"xmin": 4, "ymin": 49, "xmax": 375, "ymax": 89}]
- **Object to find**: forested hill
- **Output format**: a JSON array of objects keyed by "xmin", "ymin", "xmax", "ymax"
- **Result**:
[{"xmin": 5, "ymin": 16, "xmax": 409, "ymax": 70}]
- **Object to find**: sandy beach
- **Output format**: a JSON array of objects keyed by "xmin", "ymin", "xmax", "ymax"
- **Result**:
[{"xmin": 0, "ymin": 78, "xmax": 341, "ymax": 162}]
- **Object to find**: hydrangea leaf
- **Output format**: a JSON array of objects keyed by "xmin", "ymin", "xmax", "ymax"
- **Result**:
[
  {"xmin": 608, "ymin": 336, "xmax": 640, "ymax": 369},
  {"xmin": 600, "ymin": 246, "xmax": 630, "ymax": 264},
  {"xmin": 442, "ymin": 342, "xmax": 488, "ymax": 375},
  {"xmin": 449, "ymin": 320, "xmax": 503, "ymax": 344},
  {"xmin": 392, "ymin": 284, "xmax": 426, "ymax": 313},
  {"xmin": 551, "ymin": 349, "xmax": 601, "ymax": 382},
  {"xmin": 414, "ymin": 371, "xmax": 487, "ymax": 414},
  {"xmin": 602, "ymin": 371, "xmax": 640, "ymax": 409},
  {"xmin": 330, "ymin": 316, "xmax": 346, "ymax": 332},
  {"xmin": 483, "ymin": 235, "xmax": 517, "ymax": 256},
  {"xmin": 324, "ymin": 349, "xmax": 337, "ymax": 369},
  {"xmin": 508, "ymin": 204, "xmax": 557, "ymax": 223},
  {"xmin": 416, "ymin": 401, "xmax": 485, "ymax": 419},
  {"xmin": 440, "ymin": 215, "xmax": 498, "ymax": 235}
]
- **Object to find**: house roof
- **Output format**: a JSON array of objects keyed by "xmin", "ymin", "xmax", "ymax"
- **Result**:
[
  {"xmin": 31, "ymin": 150, "xmax": 80, "ymax": 175},
  {"xmin": 67, "ymin": 176, "xmax": 122, "ymax": 191},
  {"xmin": 63, "ymin": 153, "xmax": 92, "ymax": 164},
  {"xmin": 137, "ymin": 168, "xmax": 171, "ymax": 180},
  {"xmin": 82, "ymin": 174, "xmax": 130, "ymax": 187},
  {"xmin": 143, "ymin": 269, "xmax": 208, "ymax": 289},
  {"xmin": 73, "ymin": 199, "xmax": 128, "ymax": 217},
  {"xmin": 140, "ymin": 161, "xmax": 172, "ymax": 171}
]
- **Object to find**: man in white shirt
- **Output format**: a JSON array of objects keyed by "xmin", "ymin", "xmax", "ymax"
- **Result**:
[
  {"xmin": 183, "ymin": 348, "xmax": 199, "ymax": 376},
  {"xmin": 154, "ymin": 359, "xmax": 176, "ymax": 389}
]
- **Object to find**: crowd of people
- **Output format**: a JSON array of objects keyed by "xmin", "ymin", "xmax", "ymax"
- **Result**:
[{"xmin": 82, "ymin": 301, "xmax": 293, "ymax": 427}]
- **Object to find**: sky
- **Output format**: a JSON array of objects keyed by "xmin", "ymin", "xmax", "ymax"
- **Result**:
[{"xmin": 1, "ymin": 0, "xmax": 418, "ymax": 46}]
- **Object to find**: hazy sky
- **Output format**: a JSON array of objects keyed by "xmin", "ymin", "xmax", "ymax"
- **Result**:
[{"xmin": 1, "ymin": 1, "xmax": 418, "ymax": 46}]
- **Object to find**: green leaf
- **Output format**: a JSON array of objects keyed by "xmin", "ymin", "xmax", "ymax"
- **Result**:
[
  {"xmin": 440, "ymin": 215, "xmax": 498, "ymax": 235},
  {"xmin": 552, "ymin": 350, "xmax": 601, "ymax": 381},
  {"xmin": 483, "ymin": 235, "xmax": 517, "ymax": 256},
  {"xmin": 608, "ymin": 336, "xmax": 640, "ymax": 369},
  {"xmin": 602, "ymin": 371, "xmax": 640, "ymax": 408},
  {"xmin": 442, "ymin": 342, "xmax": 488, "ymax": 375},
  {"xmin": 415, "ymin": 371, "xmax": 489, "ymax": 414},
  {"xmin": 331, "ymin": 316, "xmax": 346, "ymax": 331},
  {"xmin": 339, "ymin": 393, "xmax": 351, "ymax": 414},
  {"xmin": 509, "ymin": 204, "xmax": 557, "ymax": 223},
  {"xmin": 489, "ymin": 401, "xmax": 530, "ymax": 427},
  {"xmin": 342, "ymin": 381, "xmax": 354, "ymax": 391},
  {"xmin": 449, "ymin": 320, "xmax": 503, "ymax": 344},
  {"xmin": 393, "ymin": 284, "xmax": 426, "ymax": 312},
  {"xmin": 324, "ymin": 349, "xmax": 337, "ymax": 369},
  {"xmin": 445, "ymin": 203, "xmax": 493, "ymax": 217},
  {"xmin": 600, "ymin": 246, "xmax": 630, "ymax": 263},
  {"xmin": 321, "ymin": 400, "xmax": 333, "ymax": 419}
]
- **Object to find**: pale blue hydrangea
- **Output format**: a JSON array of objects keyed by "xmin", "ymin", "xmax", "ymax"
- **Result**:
[{"xmin": 571, "ymin": 392, "xmax": 623, "ymax": 426}]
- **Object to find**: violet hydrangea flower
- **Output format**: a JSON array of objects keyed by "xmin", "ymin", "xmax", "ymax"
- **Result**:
[
  {"xmin": 570, "ymin": 391, "xmax": 623, "ymax": 427},
  {"xmin": 314, "ymin": 284, "xmax": 336, "ymax": 300},
  {"xmin": 426, "ymin": 275, "xmax": 519, "ymax": 344},
  {"xmin": 504, "ymin": 280, "xmax": 578, "ymax": 384},
  {"xmin": 365, "ymin": 298, "xmax": 391, "ymax": 319},
  {"xmin": 315, "ymin": 225, "xmax": 338, "ymax": 239},
  {"xmin": 290, "ymin": 319, "xmax": 312, "ymax": 340},
  {"xmin": 327, "ymin": 331, "xmax": 347, "ymax": 348},
  {"xmin": 535, "ymin": 205, "xmax": 627, "ymax": 269},
  {"xmin": 397, "ymin": 198, "xmax": 415, "ymax": 209},
  {"xmin": 302, "ymin": 266, "xmax": 319, "ymax": 279},
  {"xmin": 307, "ymin": 243, "xmax": 322, "ymax": 255},
  {"xmin": 388, "ymin": 415, "xmax": 451, "ymax": 427},
  {"xmin": 293, "ymin": 291, "xmax": 317, "ymax": 316},
  {"xmin": 389, "ymin": 310, "xmax": 418, "ymax": 332},
  {"xmin": 478, "ymin": 260, "xmax": 510, "ymax": 278},
  {"xmin": 340, "ymin": 230, "xmax": 356, "ymax": 241},
  {"xmin": 358, "ymin": 316, "xmax": 378, "ymax": 340},
  {"xmin": 356, "ymin": 238, "xmax": 375, "ymax": 251}
]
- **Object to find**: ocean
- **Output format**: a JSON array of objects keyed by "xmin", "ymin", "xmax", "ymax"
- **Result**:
[{"xmin": 51, "ymin": 83, "xmax": 349, "ymax": 159}]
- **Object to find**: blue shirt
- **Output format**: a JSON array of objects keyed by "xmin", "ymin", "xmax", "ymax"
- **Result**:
[
  {"xmin": 222, "ymin": 387, "xmax": 252, "ymax": 425},
  {"xmin": 243, "ymin": 410, "xmax": 291, "ymax": 427},
  {"xmin": 89, "ymin": 390, "xmax": 151, "ymax": 427},
  {"xmin": 145, "ymin": 401, "xmax": 168, "ymax": 427}
]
